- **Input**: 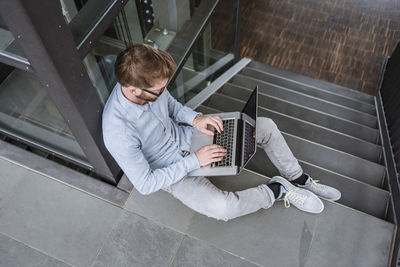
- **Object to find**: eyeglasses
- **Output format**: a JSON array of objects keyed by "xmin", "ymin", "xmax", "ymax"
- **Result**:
[{"xmin": 140, "ymin": 85, "xmax": 166, "ymax": 97}]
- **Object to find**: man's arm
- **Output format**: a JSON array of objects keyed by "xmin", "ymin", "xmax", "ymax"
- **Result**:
[
  {"xmin": 166, "ymin": 91, "xmax": 200, "ymax": 125},
  {"xmin": 166, "ymin": 91, "xmax": 223, "ymax": 134},
  {"xmin": 104, "ymin": 134, "xmax": 199, "ymax": 195}
]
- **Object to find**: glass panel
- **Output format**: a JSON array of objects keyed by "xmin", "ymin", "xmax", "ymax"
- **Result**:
[
  {"xmin": 141, "ymin": 0, "xmax": 196, "ymax": 49},
  {"xmin": 65, "ymin": 0, "xmax": 219, "ymax": 59},
  {"xmin": 146, "ymin": 0, "xmax": 217, "ymax": 65},
  {"xmin": 60, "ymin": 0, "xmax": 82, "ymax": 22},
  {"xmin": 81, "ymin": 1, "xmax": 142, "ymax": 104},
  {"xmin": 82, "ymin": 31, "xmax": 128, "ymax": 106},
  {"xmin": 0, "ymin": 65, "xmax": 90, "ymax": 166},
  {"xmin": 0, "ymin": 16, "xmax": 29, "ymax": 64},
  {"xmin": 61, "ymin": 0, "xmax": 119, "ymax": 45},
  {"xmin": 81, "ymin": 0, "xmax": 231, "ymax": 105},
  {"xmin": 168, "ymin": 0, "xmax": 237, "ymax": 104}
]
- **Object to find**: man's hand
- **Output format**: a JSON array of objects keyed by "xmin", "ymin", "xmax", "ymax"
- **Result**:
[
  {"xmin": 193, "ymin": 115, "xmax": 223, "ymax": 135},
  {"xmin": 195, "ymin": 144, "xmax": 227, "ymax": 167}
]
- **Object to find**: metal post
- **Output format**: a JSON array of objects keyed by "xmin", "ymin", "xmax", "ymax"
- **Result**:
[
  {"xmin": 0, "ymin": 0, "xmax": 121, "ymax": 184},
  {"xmin": 233, "ymin": 0, "xmax": 241, "ymax": 63}
]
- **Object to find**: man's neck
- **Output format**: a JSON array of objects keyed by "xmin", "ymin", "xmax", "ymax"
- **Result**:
[{"xmin": 121, "ymin": 86, "xmax": 148, "ymax": 105}]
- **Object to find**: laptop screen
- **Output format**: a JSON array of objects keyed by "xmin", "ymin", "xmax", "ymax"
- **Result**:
[{"xmin": 241, "ymin": 86, "xmax": 258, "ymax": 120}]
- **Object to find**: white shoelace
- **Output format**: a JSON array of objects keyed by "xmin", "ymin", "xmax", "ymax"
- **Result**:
[
  {"xmin": 308, "ymin": 178, "xmax": 326, "ymax": 193},
  {"xmin": 283, "ymin": 188, "xmax": 307, "ymax": 208}
]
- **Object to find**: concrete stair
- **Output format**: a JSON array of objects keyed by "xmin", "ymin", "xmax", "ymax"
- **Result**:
[{"xmin": 192, "ymin": 60, "xmax": 395, "ymax": 266}]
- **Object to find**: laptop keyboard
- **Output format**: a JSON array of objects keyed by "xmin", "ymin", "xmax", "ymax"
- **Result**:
[
  {"xmin": 243, "ymin": 121, "xmax": 256, "ymax": 164},
  {"xmin": 212, "ymin": 119, "xmax": 234, "ymax": 167}
]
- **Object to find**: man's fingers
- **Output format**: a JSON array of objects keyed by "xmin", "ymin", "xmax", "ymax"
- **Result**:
[
  {"xmin": 204, "ymin": 119, "xmax": 220, "ymax": 133},
  {"xmin": 195, "ymin": 116, "xmax": 224, "ymax": 133},
  {"xmin": 207, "ymin": 144, "xmax": 225, "ymax": 150},
  {"xmin": 202, "ymin": 128, "xmax": 215, "ymax": 135},
  {"xmin": 205, "ymin": 117, "xmax": 223, "ymax": 133},
  {"xmin": 202, "ymin": 144, "xmax": 223, "ymax": 151},
  {"xmin": 209, "ymin": 148, "xmax": 227, "ymax": 156},
  {"xmin": 210, "ymin": 150, "xmax": 226, "ymax": 157},
  {"xmin": 211, "ymin": 116, "xmax": 224, "ymax": 132}
]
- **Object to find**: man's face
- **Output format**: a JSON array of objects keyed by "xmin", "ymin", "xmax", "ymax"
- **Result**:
[{"xmin": 135, "ymin": 78, "xmax": 168, "ymax": 102}]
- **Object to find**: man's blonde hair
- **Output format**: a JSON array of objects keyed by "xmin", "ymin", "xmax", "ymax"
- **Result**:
[{"xmin": 114, "ymin": 44, "xmax": 176, "ymax": 88}]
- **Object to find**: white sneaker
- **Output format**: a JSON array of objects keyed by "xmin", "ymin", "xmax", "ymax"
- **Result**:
[
  {"xmin": 269, "ymin": 176, "xmax": 324, "ymax": 214},
  {"xmin": 296, "ymin": 174, "xmax": 341, "ymax": 201}
]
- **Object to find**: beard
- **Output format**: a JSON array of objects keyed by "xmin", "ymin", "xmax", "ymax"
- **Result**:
[{"xmin": 136, "ymin": 91, "xmax": 158, "ymax": 102}]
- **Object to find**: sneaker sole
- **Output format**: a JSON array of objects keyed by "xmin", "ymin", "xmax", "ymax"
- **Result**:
[
  {"xmin": 319, "ymin": 195, "xmax": 341, "ymax": 202},
  {"xmin": 297, "ymin": 184, "xmax": 342, "ymax": 202}
]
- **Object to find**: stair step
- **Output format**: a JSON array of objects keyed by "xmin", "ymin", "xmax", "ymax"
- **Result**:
[
  {"xmin": 206, "ymin": 93, "xmax": 382, "ymax": 163},
  {"xmin": 195, "ymin": 104, "xmax": 221, "ymax": 114},
  {"xmin": 246, "ymin": 151, "xmax": 390, "ymax": 219},
  {"xmin": 247, "ymin": 60, "xmax": 375, "ymax": 104},
  {"xmin": 230, "ymin": 74, "xmax": 377, "ymax": 128},
  {"xmin": 197, "ymin": 104, "xmax": 385, "ymax": 187},
  {"xmin": 221, "ymin": 83, "xmax": 379, "ymax": 143},
  {"xmin": 240, "ymin": 67, "xmax": 376, "ymax": 115},
  {"xmin": 282, "ymin": 133, "xmax": 385, "ymax": 188}
]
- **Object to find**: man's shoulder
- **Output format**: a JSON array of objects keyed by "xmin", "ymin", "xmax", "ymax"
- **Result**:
[{"xmin": 102, "ymin": 86, "xmax": 131, "ymax": 136}]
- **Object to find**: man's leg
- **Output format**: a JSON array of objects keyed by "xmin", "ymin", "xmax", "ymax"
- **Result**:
[
  {"xmin": 256, "ymin": 117, "xmax": 341, "ymax": 201},
  {"xmin": 164, "ymin": 176, "xmax": 275, "ymax": 221},
  {"xmin": 256, "ymin": 117, "xmax": 302, "ymax": 181}
]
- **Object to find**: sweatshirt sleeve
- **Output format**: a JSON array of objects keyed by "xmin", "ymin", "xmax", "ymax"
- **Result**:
[
  {"xmin": 104, "ymin": 133, "xmax": 200, "ymax": 195},
  {"xmin": 166, "ymin": 90, "xmax": 201, "ymax": 125}
]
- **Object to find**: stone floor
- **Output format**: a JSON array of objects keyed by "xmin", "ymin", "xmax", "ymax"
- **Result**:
[
  {"xmin": 0, "ymin": 157, "xmax": 260, "ymax": 267},
  {"xmin": 0, "ymin": 144, "xmax": 395, "ymax": 267}
]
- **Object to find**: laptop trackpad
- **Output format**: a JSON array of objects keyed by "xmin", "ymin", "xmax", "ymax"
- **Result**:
[{"xmin": 190, "ymin": 130, "xmax": 213, "ymax": 153}]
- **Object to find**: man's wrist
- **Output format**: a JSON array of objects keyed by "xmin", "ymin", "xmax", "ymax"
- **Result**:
[{"xmin": 192, "ymin": 114, "xmax": 202, "ymax": 126}]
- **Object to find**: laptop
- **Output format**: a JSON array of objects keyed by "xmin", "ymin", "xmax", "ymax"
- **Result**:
[{"xmin": 188, "ymin": 86, "xmax": 258, "ymax": 176}]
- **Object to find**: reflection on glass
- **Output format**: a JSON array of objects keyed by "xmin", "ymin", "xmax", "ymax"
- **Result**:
[
  {"xmin": 0, "ymin": 66, "xmax": 90, "ymax": 166},
  {"xmin": 0, "ymin": 16, "xmax": 28, "ymax": 63}
]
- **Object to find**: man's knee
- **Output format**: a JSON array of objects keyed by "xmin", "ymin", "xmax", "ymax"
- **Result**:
[
  {"xmin": 257, "ymin": 117, "xmax": 278, "ymax": 140},
  {"xmin": 205, "ymin": 197, "xmax": 230, "ymax": 221}
]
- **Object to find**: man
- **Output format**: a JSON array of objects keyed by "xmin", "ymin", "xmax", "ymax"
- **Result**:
[{"xmin": 102, "ymin": 44, "xmax": 341, "ymax": 221}]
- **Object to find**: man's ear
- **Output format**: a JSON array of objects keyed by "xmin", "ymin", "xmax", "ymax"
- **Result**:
[
  {"xmin": 131, "ymin": 88, "xmax": 141, "ymax": 96},
  {"xmin": 127, "ymin": 86, "xmax": 139, "ymax": 95}
]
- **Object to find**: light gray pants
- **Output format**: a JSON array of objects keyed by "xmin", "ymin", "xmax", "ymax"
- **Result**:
[{"xmin": 164, "ymin": 117, "xmax": 303, "ymax": 221}]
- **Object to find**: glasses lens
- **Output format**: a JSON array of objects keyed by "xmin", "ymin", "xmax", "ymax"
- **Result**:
[{"xmin": 141, "ymin": 85, "xmax": 165, "ymax": 97}]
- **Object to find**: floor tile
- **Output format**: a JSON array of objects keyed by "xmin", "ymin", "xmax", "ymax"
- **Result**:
[
  {"xmin": 117, "ymin": 174, "xmax": 133, "ymax": 192},
  {"xmin": 186, "ymin": 202, "xmax": 318, "ymax": 267},
  {"xmin": 0, "ymin": 159, "xmax": 28, "ymax": 207},
  {"xmin": 0, "ymin": 233, "xmax": 70, "ymax": 267},
  {"xmin": 0, "ymin": 171, "xmax": 122, "ymax": 267},
  {"xmin": 0, "ymin": 141, "xmax": 129, "ymax": 207},
  {"xmin": 93, "ymin": 211, "xmax": 183, "ymax": 267},
  {"xmin": 171, "ymin": 236, "xmax": 258, "ymax": 267},
  {"xmin": 305, "ymin": 202, "xmax": 394, "ymax": 267},
  {"xmin": 125, "ymin": 189, "xmax": 195, "ymax": 233}
]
